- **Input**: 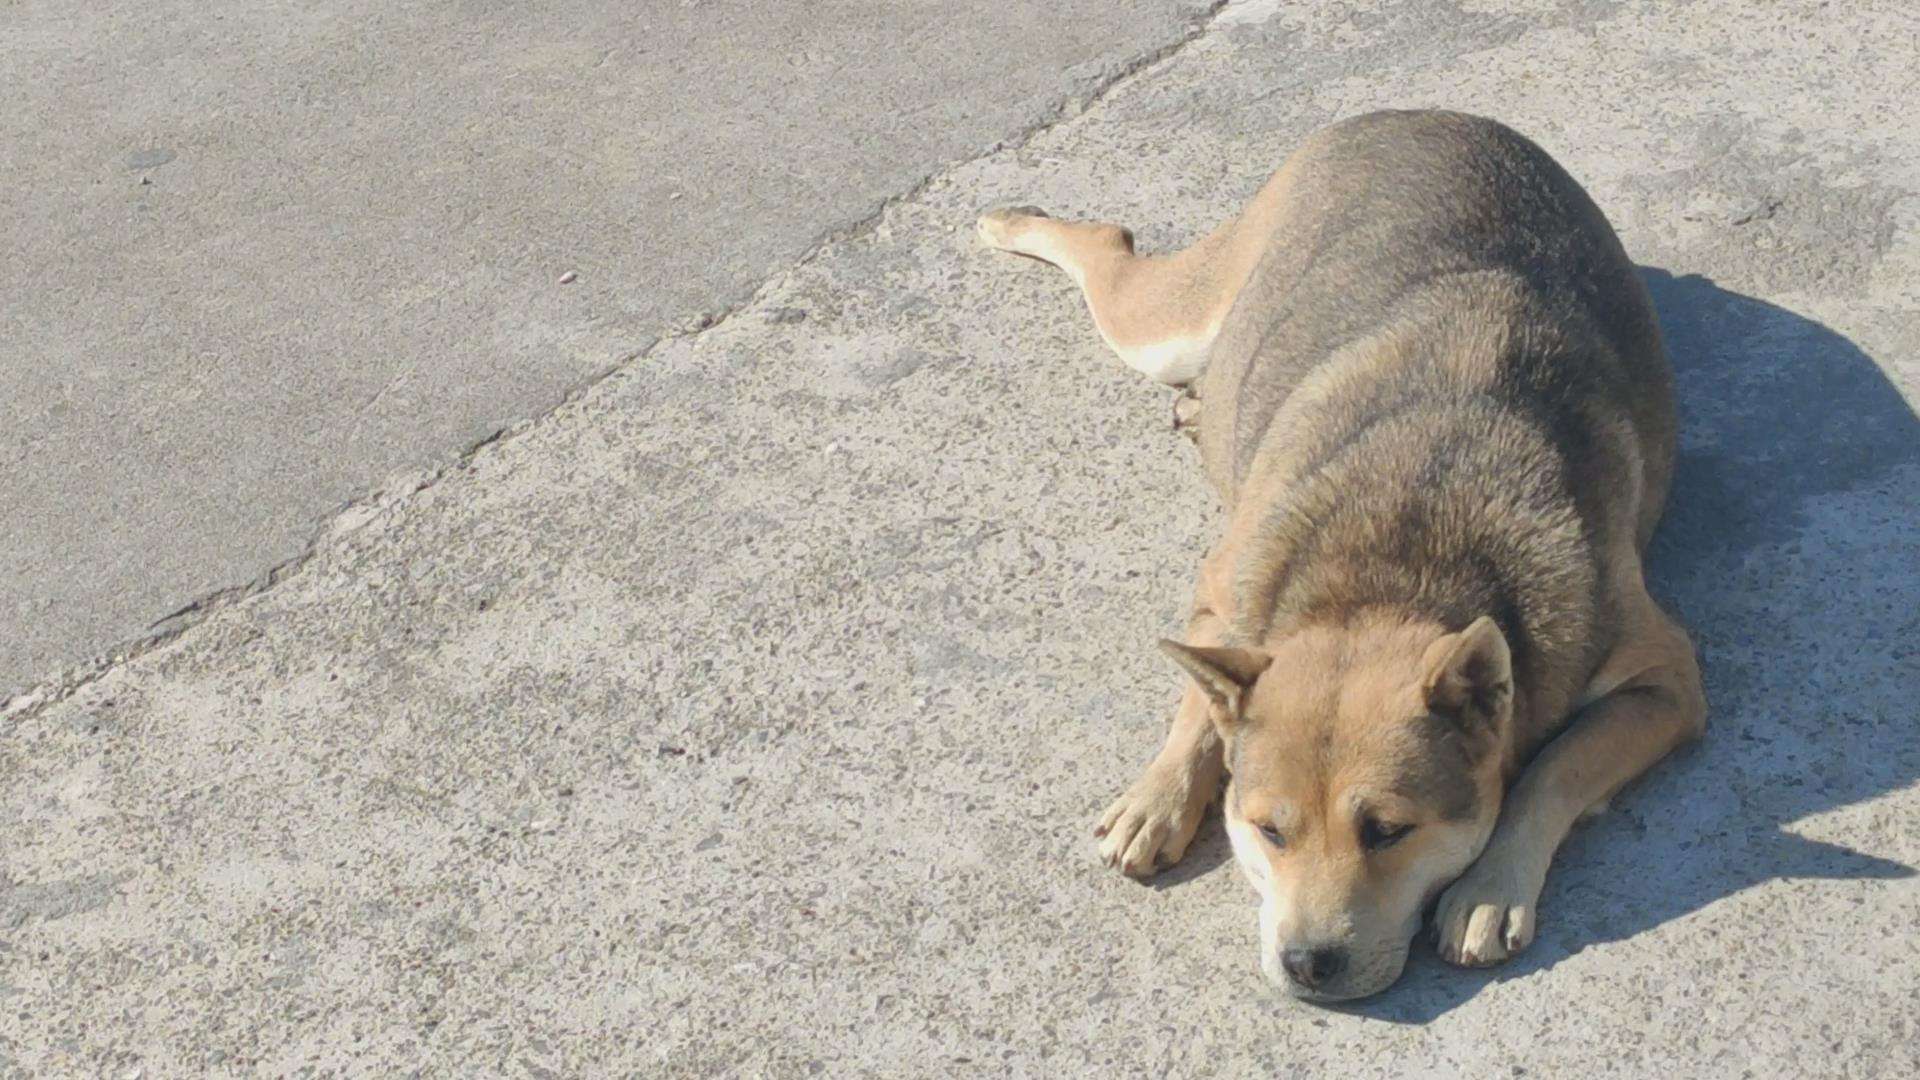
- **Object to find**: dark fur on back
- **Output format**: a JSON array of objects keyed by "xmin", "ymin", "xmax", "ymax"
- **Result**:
[{"xmin": 1197, "ymin": 111, "xmax": 1676, "ymax": 743}]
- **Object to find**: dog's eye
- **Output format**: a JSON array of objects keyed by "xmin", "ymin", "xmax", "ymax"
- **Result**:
[
  {"xmin": 1361, "ymin": 819, "xmax": 1414, "ymax": 851},
  {"xmin": 1257, "ymin": 823, "xmax": 1285, "ymax": 848}
]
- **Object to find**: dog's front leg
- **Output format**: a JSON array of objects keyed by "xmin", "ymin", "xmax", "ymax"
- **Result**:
[
  {"xmin": 1434, "ymin": 606, "xmax": 1705, "ymax": 966},
  {"xmin": 1095, "ymin": 603, "xmax": 1228, "ymax": 879}
]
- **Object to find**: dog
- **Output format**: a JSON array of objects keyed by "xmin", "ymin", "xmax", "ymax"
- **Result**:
[{"xmin": 978, "ymin": 110, "xmax": 1705, "ymax": 1001}]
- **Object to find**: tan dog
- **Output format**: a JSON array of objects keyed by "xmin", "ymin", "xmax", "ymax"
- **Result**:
[{"xmin": 978, "ymin": 110, "xmax": 1705, "ymax": 1001}]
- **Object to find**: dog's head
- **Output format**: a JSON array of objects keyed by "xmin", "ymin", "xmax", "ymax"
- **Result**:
[{"xmin": 1162, "ymin": 614, "xmax": 1513, "ymax": 1001}]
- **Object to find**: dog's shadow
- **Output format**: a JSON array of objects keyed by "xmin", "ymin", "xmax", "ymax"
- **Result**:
[{"xmin": 1172, "ymin": 271, "xmax": 1920, "ymax": 1021}]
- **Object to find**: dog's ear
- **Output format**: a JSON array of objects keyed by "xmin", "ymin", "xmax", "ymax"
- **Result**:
[
  {"xmin": 1419, "ymin": 615, "xmax": 1513, "ymax": 735},
  {"xmin": 1159, "ymin": 640, "xmax": 1272, "ymax": 721}
]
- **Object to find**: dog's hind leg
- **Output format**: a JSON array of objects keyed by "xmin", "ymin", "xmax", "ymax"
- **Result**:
[{"xmin": 976, "ymin": 206, "xmax": 1255, "ymax": 387}]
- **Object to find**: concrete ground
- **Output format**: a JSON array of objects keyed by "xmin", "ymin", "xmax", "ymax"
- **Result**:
[
  {"xmin": 4, "ymin": 0, "xmax": 1919, "ymax": 1075},
  {"xmin": 0, "ymin": 0, "xmax": 1211, "ymax": 698}
]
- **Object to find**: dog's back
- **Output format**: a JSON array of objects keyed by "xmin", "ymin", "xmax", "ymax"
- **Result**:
[{"xmin": 1199, "ymin": 110, "xmax": 1677, "ymax": 739}]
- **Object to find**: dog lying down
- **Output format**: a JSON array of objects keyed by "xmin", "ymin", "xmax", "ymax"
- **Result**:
[{"xmin": 979, "ymin": 110, "xmax": 1705, "ymax": 1001}]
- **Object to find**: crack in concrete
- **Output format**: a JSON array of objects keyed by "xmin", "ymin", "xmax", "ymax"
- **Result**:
[{"xmin": 0, "ymin": 0, "xmax": 1234, "ymax": 724}]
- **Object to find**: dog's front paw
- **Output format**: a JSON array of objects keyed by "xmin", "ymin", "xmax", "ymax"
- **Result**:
[
  {"xmin": 1432, "ymin": 850, "xmax": 1544, "ymax": 967},
  {"xmin": 1094, "ymin": 764, "xmax": 1208, "ymax": 879}
]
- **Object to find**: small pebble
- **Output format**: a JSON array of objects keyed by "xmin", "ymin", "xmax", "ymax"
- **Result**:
[{"xmin": 557, "ymin": 270, "xmax": 577, "ymax": 285}]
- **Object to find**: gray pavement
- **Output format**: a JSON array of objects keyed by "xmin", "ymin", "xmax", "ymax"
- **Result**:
[
  {"xmin": 0, "ymin": 0, "xmax": 1210, "ymax": 697},
  {"xmin": 4, "ymin": 0, "xmax": 1920, "ymax": 1075}
]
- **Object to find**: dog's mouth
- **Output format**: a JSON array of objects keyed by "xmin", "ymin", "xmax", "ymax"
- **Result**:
[
  {"xmin": 1272, "ymin": 969, "xmax": 1402, "ymax": 1004},
  {"xmin": 1279, "ymin": 981, "xmax": 1366, "ymax": 1004}
]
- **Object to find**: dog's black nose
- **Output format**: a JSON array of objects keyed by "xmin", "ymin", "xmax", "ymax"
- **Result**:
[{"xmin": 1280, "ymin": 946, "xmax": 1347, "ymax": 990}]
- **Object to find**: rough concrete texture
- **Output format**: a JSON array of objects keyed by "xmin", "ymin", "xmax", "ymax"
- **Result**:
[
  {"xmin": 0, "ymin": 0, "xmax": 1212, "ymax": 697},
  {"xmin": 4, "ymin": 0, "xmax": 1919, "ymax": 1075}
]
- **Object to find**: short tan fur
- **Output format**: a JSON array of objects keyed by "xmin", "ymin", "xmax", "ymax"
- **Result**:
[{"xmin": 979, "ymin": 110, "xmax": 1705, "ymax": 1000}]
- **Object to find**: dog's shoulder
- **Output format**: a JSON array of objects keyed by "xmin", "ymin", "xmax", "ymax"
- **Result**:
[{"xmin": 1225, "ymin": 275, "xmax": 1651, "ymax": 722}]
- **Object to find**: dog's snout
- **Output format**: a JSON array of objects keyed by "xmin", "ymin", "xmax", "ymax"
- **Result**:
[{"xmin": 1280, "ymin": 946, "xmax": 1347, "ymax": 990}]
